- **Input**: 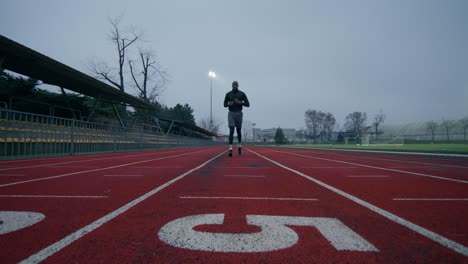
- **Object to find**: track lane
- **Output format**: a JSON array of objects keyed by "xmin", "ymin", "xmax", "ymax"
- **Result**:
[
  {"xmin": 0, "ymin": 147, "xmax": 224, "ymax": 263},
  {"xmin": 269, "ymin": 148, "xmax": 468, "ymax": 183},
  {"xmin": 288, "ymin": 147, "xmax": 468, "ymax": 168},
  {"xmin": 253, "ymin": 147, "xmax": 468, "ymax": 249},
  {"xmin": 2, "ymin": 146, "xmax": 467, "ymax": 263},
  {"xmin": 23, "ymin": 147, "xmax": 468, "ymax": 263},
  {"xmin": 0, "ymin": 148, "xmax": 218, "ymax": 187}
]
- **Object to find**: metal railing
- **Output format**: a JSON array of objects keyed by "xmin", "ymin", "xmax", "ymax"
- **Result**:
[{"xmin": 0, "ymin": 109, "xmax": 221, "ymax": 159}]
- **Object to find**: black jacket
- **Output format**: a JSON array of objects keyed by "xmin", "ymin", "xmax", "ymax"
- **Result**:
[{"xmin": 224, "ymin": 90, "xmax": 250, "ymax": 112}]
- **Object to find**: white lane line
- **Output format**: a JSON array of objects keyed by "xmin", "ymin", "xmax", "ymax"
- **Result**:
[
  {"xmin": 347, "ymin": 175, "xmax": 390, "ymax": 178},
  {"xmin": 19, "ymin": 150, "xmax": 225, "ymax": 264},
  {"xmin": 393, "ymin": 198, "xmax": 468, "ymax": 201},
  {"xmin": 224, "ymin": 175, "xmax": 265, "ymax": 178},
  {"xmin": 272, "ymin": 149, "xmax": 468, "ymax": 184},
  {"xmin": 0, "ymin": 195, "xmax": 108, "ymax": 198},
  {"xmin": 0, "ymin": 174, "xmax": 25, "ymax": 176},
  {"xmin": 104, "ymin": 175, "xmax": 144, "ymax": 177},
  {"xmin": 180, "ymin": 196, "xmax": 318, "ymax": 201},
  {"xmin": 0, "ymin": 149, "xmax": 209, "ymax": 188},
  {"xmin": 248, "ymin": 148, "xmax": 468, "ymax": 257},
  {"xmin": 0, "ymin": 149, "xmax": 189, "ymax": 171},
  {"xmin": 298, "ymin": 149, "xmax": 468, "ymax": 169}
]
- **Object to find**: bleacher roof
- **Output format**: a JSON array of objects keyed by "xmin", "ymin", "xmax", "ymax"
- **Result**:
[
  {"xmin": 0, "ymin": 35, "xmax": 155, "ymax": 110},
  {"xmin": 0, "ymin": 35, "xmax": 217, "ymax": 137}
]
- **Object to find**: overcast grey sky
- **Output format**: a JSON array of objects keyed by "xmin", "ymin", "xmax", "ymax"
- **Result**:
[{"xmin": 1, "ymin": 0, "xmax": 467, "ymax": 133}]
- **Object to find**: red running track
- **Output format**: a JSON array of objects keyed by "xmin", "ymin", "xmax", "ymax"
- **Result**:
[{"xmin": 0, "ymin": 146, "xmax": 467, "ymax": 263}]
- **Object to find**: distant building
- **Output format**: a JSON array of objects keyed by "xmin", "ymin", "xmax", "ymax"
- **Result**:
[{"xmin": 253, "ymin": 128, "xmax": 297, "ymax": 142}]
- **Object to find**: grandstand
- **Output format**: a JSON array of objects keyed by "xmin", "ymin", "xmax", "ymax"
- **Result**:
[{"xmin": 0, "ymin": 35, "xmax": 219, "ymax": 159}]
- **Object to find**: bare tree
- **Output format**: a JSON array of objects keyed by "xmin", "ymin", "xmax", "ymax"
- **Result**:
[
  {"xmin": 317, "ymin": 111, "xmax": 326, "ymax": 142},
  {"xmin": 129, "ymin": 49, "xmax": 168, "ymax": 102},
  {"xmin": 323, "ymin": 112, "xmax": 336, "ymax": 142},
  {"xmin": 372, "ymin": 110, "xmax": 386, "ymax": 137},
  {"xmin": 198, "ymin": 116, "xmax": 222, "ymax": 134},
  {"xmin": 242, "ymin": 120, "xmax": 253, "ymax": 142},
  {"xmin": 91, "ymin": 16, "xmax": 142, "ymax": 93},
  {"xmin": 441, "ymin": 119, "xmax": 456, "ymax": 142},
  {"xmin": 425, "ymin": 120, "xmax": 438, "ymax": 143},
  {"xmin": 305, "ymin": 109, "xmax": 320, "ymax": 139},
  {"xmin": 459, "ymin": 117, "xmax": 468, "ymax": 142},
  {"xmin": 345, "ymin": 112, "xmax": 367, "ymax": 137}
]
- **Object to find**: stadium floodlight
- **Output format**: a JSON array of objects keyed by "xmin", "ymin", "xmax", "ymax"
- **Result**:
[{"xmin": 208, "ymin": 71, "xmax": 216, "ymax": 130}]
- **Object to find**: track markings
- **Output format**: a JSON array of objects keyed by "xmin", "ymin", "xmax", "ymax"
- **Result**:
[
  {"xmin": 215, "ymin": 166, "xmax": 271, "ymax": 169},
  {"xmin": 347, "ymin": 175, "xmax": 390, "ymax": 178},
  {"xmin": 301, "ymin": 149, "xmax": 468, "ymax": 169},
  {"xmin": 272, "ymin": 149, "xmax": 468, "ymax": 184},
  {"xmin": 223, "ymin": 175, "xmax": 265, "ymax": 178},
  {"xmin": 393, "ymin": 198, "xmax": 468, "ymax": 201},
  {"xmin": 179, "ymin": 196, "xmax": 318, "ymax": 201},
  {"xmin": 133, "ymin": 166, "xmax": 182, "ymax": 169},
  {"xmin": 0, "ymin": 195, "xmax": 108, "ymax": 198},
  {"xmin": 0, "ymin": 149, "xmax": 188, "ymax": 171},
  {"xmin": 249, "ymin": 148, "xmax": 468, "ymax": 257},
  {"xmin": 19, "ymin": 150, "xmax": 225, "ymax": 264},
  {"xmin": 389, "ymin": 166, "xmax": 442, "ymax": 169},
  {"xmin": 46, "ymin": 165, "xmax": 100, "ymax": 168},
  {"xmin": 0, "ymin": 211, "xmax": 45, "ymax": 235},
  {"xmin": 0, "ymin": 149, "xmax": 209, "ymax": 188},
  {"xmin": 104, "ymin": 174, "xmax": 144, "ymax": 177},
  {"xmin": 158, "ymin": 214, "xmax": 377, "ymax": 252},
  {"xmin": 301, "ymin": 166, "xmax": 359, "ymax": 169}
]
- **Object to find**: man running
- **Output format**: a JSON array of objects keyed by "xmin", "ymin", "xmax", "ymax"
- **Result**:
[{"xmin": 224, "ymin": 80, "xmax": 250, "ymax": 157}]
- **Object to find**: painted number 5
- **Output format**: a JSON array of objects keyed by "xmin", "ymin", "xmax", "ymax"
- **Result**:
[{"xmin": 158, "ymin": 214, "xmax": 378, "ymax": 252}]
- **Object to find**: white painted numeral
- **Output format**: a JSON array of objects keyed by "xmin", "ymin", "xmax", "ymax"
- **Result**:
[
  {"xmin": 0, "ymin": 211, "xmax": 45, "ymax": 235},
  {"xmin": 158, "ymin": 214, "xmax": 378, "ymax": 252}
]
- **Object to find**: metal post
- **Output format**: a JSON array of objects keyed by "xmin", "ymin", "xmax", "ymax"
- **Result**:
[
  {"xmin": 87, "ymin": 96, "xmax": 100, "ymax": 122},
  {"xmin": 129, "ymin": 111, "xmax": 141, "ymax": 129},
  {"xmin": 112, "ymin": 104, "xmax": 125, "ymax": 129},
  {"xmin": 70, "ymin": 119, "xmax": 75, "ymax": 155},
  {"xmin": 252, "ymin": 123, "xmax": 256, "ymax": 143},
  {"xmin": 59, "ymin": 87, "xmax": 77, "ymax": 120}
]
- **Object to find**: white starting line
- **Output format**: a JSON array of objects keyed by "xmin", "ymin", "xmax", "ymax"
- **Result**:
[
  {"xmin": 393, "ymin": 198, "xmax": 468, "ymax": 201},
  {"xmin": 104, "ymin": 174, "xmax": 144, "ymax": 177},
  {"xmin": 347, "ymin": 175, "xmax": 390, "ymax": 178},
  {"xmin": 301, "ymin": 166, "xmax": 359, "ymax": 169},
  {"xmin": 215, "ymin": 167, "xmax": 272, "ymax": 169},
  {"xmin": 133, "ymin": 166, "xmax": 182, "ymax": 169},
  {"xmin": 224, "ymin": 175, "xmax": 265, "ymax": 178},
  {"xmin": 0, "ymin": 195, "xmax": 108, "ymax": 198},
  {"xmin": 179, "ymin": 196, "xmax": 318, "ymax": 201}
]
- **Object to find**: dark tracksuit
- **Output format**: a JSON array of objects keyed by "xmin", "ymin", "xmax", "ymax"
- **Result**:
[{"xmin": 223, "ymin": 90, "xmax": 250, "ymax": 145}]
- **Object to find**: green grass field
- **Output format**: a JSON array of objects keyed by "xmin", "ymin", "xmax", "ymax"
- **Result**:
[{"xmin": 279, "ymin": 143, "xmax": 468, "ymax": 155}]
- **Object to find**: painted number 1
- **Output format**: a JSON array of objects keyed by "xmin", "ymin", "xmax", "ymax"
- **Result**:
[{"xmin": 158, "ymin": 214, "xmax": 378, "ymax": 252}]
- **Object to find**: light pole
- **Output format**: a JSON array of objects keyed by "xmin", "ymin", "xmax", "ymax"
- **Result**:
[
  {"xmin": 252, "ymin": 123, "xmax": 256, "ymax": 142},
  {"xmin": 208, "ymin": 71, "xmax": 216, "ymax": 131}
]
